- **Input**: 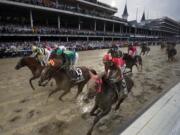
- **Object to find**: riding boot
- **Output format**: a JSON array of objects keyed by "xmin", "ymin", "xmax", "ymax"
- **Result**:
[
  {"xmin": 68, "ymin": 68, "xmax": 77, "ymax": 82},
  {"xmin": 122, "ymin": 79, "xmax": 128, "ymax": 96},
  {"xmin": 40, "ymin": 61, "xmax": 45, "ymax": 66}
]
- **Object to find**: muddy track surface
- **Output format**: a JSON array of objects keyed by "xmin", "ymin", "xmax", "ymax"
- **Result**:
[{"xmin": 0, "ymin": 46, "xmax": 180, "ymax": 135}]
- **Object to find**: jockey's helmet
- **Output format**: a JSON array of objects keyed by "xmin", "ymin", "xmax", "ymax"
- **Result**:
[
  {"xmin": 59, "ymin": 45, "xmax": 67, "ymax": 51},
  {"xmin": 32, "ymin": 45, "xmax": 37, "ymax": 52},
  {"xmin": 103, "ymin": 54, "xmax": 112, "ymax": 63},
  {"xmin": 56, "ymin": 49, "xmax": 63, "ymax": 55},
  {"xmin": 53, "ymin": 44, "xmax": 58, "ymax": 49}
]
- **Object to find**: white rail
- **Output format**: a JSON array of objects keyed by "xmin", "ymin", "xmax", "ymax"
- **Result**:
[{"xmin": 120, "ymin": 82, "xmax": 180, "ymax": 135}]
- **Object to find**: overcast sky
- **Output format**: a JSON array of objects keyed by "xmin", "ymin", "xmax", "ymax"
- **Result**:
[{"xmin": 99, "ymin": 0, "xmax": 180, "ymax": 22}]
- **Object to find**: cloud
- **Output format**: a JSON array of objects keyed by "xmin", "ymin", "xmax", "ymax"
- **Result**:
[{"xmin": 99, "ymin": 0, "xmax": 180, "ymax": 21}]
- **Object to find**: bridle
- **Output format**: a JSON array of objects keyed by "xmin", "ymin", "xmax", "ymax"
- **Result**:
[{"xmin": 91, "ymin": 75, "xmax": 103, "ymax": 93}]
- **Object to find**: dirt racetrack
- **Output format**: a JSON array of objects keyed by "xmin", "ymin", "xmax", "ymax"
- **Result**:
[{"xmin": 0, "ymin": 45, "xmax": 180, "ymax": 135}]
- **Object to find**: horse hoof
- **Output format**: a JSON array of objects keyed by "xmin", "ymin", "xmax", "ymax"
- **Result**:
[
  {"xmin": 50, "ymin": 82, "xmax": 53, "ymax": 87},
  {"xmin": 59, "ymin": 97, "xmax": 63, "ymax": 101},
  {"xmin": 87, "ymin": 131, "xmax": 92, "ymax": 135},
  {"xmin": 114, "ymin": 106, "xmax": 119, "ymax": 111}
]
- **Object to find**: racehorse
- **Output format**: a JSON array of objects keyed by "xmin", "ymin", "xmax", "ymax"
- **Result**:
[
  {"xmin": 166, "ymin": 45, "xmax": 177, "ymax": 62},
  {"xmin": 140, "ymin": 45, "xmax": 150, "ymax": 55},
  {"xmin": 84, "ymin": 71, "xmax": 134, "ymax": 135},
  {"xmin": 160, "ymin": 43, "xmax": 166, "ymax": 50},
  {"xmin": 123, "ymin": 53, "xmax": 143, "ymax": 72},
  {"xmin": 15, "ymin": 56, "xmax": 44, "ymax": 90},
  {"xmin": 38, "ymin": 59, "xmax": 96, "ymax": 101}
]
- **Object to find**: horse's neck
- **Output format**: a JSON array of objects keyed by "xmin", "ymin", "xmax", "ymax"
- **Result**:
[
  {"xmin": 25, "ymin": 58, "xmax": 42, "ymax": 72},
  {"xmin": 98, "ymin": 82, "xmax": 113, "ymax": 95},
  {"xmin": 96, "ymin": 83, "xmax": 115, "ymax": 103}
]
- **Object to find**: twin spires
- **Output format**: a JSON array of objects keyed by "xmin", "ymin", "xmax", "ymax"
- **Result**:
[
  {"xmin": 122, "ymin": 1, "xmax": 128, "ymax": 20},
  {"xmin": 122, "ymin": 0, "xmax": 146, "ymax": 22},
  {"xmin": 141, "ymin": 11, "xmax": 146, "ymax": 22}
]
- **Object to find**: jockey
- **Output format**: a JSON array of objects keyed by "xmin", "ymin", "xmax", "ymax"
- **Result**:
[
  {"xmin": 103, "ymin": 54, "xmax": 128, "ymax": 97},
  {"xmin": 49, "ymin": 48, "xmax": 79, "ymax": 81},
  {"xmin": 31, "ymin": 45, "xmax": 51, "ymax": 66},
  {"xmin": 128, "ymin": 43, "xmax": 137, "ymax": 58},
  {"xmin": 50, "ymin": 44, "xmax": 67, "ymax": 59}
]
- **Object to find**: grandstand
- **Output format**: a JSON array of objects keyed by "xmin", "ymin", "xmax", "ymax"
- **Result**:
[{"xmin": 1, "ymin": 0, "xmax": 179, "ymax": 42}]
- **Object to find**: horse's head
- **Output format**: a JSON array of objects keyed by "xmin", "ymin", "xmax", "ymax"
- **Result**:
[
  {"xmin": 15, "ymin": 57, "xmax": 26, "ymax": 70},
  {"xmin": 84, "ymin": 72, "xmax": 105, "ymax": 102}
]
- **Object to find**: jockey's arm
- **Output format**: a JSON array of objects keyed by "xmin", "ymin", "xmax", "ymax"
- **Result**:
[
  {"xmin": 115, "ymin": 64, "xmax": 122, "ymax": 80},
  {"xmin": 31, "ymin": 52, "xmax": 38, "ymax": 57},
  {"xmin": 104, "ymin": 64, "xmax": 109, "ymax": 76},
  {"xmin": 104, "ymin": 64, "xmax": 108, "ymax": 73},
  {"xmin": 61, "ymin": 54, "xmax": 70, "ymax": 69}
]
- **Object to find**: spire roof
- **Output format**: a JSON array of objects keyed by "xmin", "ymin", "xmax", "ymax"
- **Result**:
[
  {"xmin": 122, "ymin": 3, "xmax": 128, "ymax": 18},
  {"xmin": 141, "ymin": 11, "xmax": 146, "ymax": 22}
]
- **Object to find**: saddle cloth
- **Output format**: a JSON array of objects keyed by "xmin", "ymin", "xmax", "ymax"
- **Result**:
[{"xmin": 69, "ymin": 67, "xmax": 84, "ymax": 83}]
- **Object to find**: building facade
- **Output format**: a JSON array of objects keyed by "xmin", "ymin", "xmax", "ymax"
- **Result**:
[{"xmin": 0, "ymin": 0, "xmax": 179, "ymax": 42}]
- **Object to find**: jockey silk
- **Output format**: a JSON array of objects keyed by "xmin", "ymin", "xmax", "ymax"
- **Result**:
[
  {"xmin": 112, "ymin": 57, "xmax": 126, "ymax": 68},
  {"xmin": 129, "ymin": 47, "xmax": 137, "ymax": 57}
]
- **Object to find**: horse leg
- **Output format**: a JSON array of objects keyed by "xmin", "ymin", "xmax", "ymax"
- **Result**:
[
  {"xmin": 87, "ymin": 107, "xmax": 111, "ymax": 135},
  {"xmin": 74, "ymin": 83, "xmax": 86, "ymax": 99},
  {"xmin": 130, "ymin": 66, "xmax": 133, "ymax": 72},
  {"xmin": 139, "ymin": 60, "xmax": 143, "ymax": 71},
  {"xmin": 140, "ymin": 63, "xmax": 143, "ymax": 71},
  {"xmin": 115, "ymin": 95, "xmax": 127, "ymax": 111},
  {"xmin": 135, "ymin": 64, "xmax": 139, "ymax": 71},
  {"xmin": 48, "ymin": 87, "xmax": 60, "ymax": 98},
  {"xmin": 90, "ymin": 103, "xmax": 98, "ymax": 116},
  {"xmin": 59, "ymin": 88, "xmax": 71, "ymax": 101},
  {"xmin": 29, "ymin": 75, "xmax": 39, "ymax": 90}
]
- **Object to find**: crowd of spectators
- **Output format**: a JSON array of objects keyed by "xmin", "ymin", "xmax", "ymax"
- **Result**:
[
  {"xmin": 0, "ymin": 24, "xmax": 124, "ymax": 36},
  {"xmin": 0, "ymin": 40, "xmax": 125, "ymax": 58},
  {"xmin": 0, "ymin": 24, "xmax": 32, "ymax": 34},
  {"xmin": 8, "ymin": 0, "xmax": 123, "ymax": 22}
]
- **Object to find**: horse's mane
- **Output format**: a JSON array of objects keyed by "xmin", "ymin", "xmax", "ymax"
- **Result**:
[
  {"xmin": 22, "ymin": 56, "xmax": 41, "ymax": 65},
  {"xmin": 22, "ymin": 56, "xmax": 36, "ymax": 61}
]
